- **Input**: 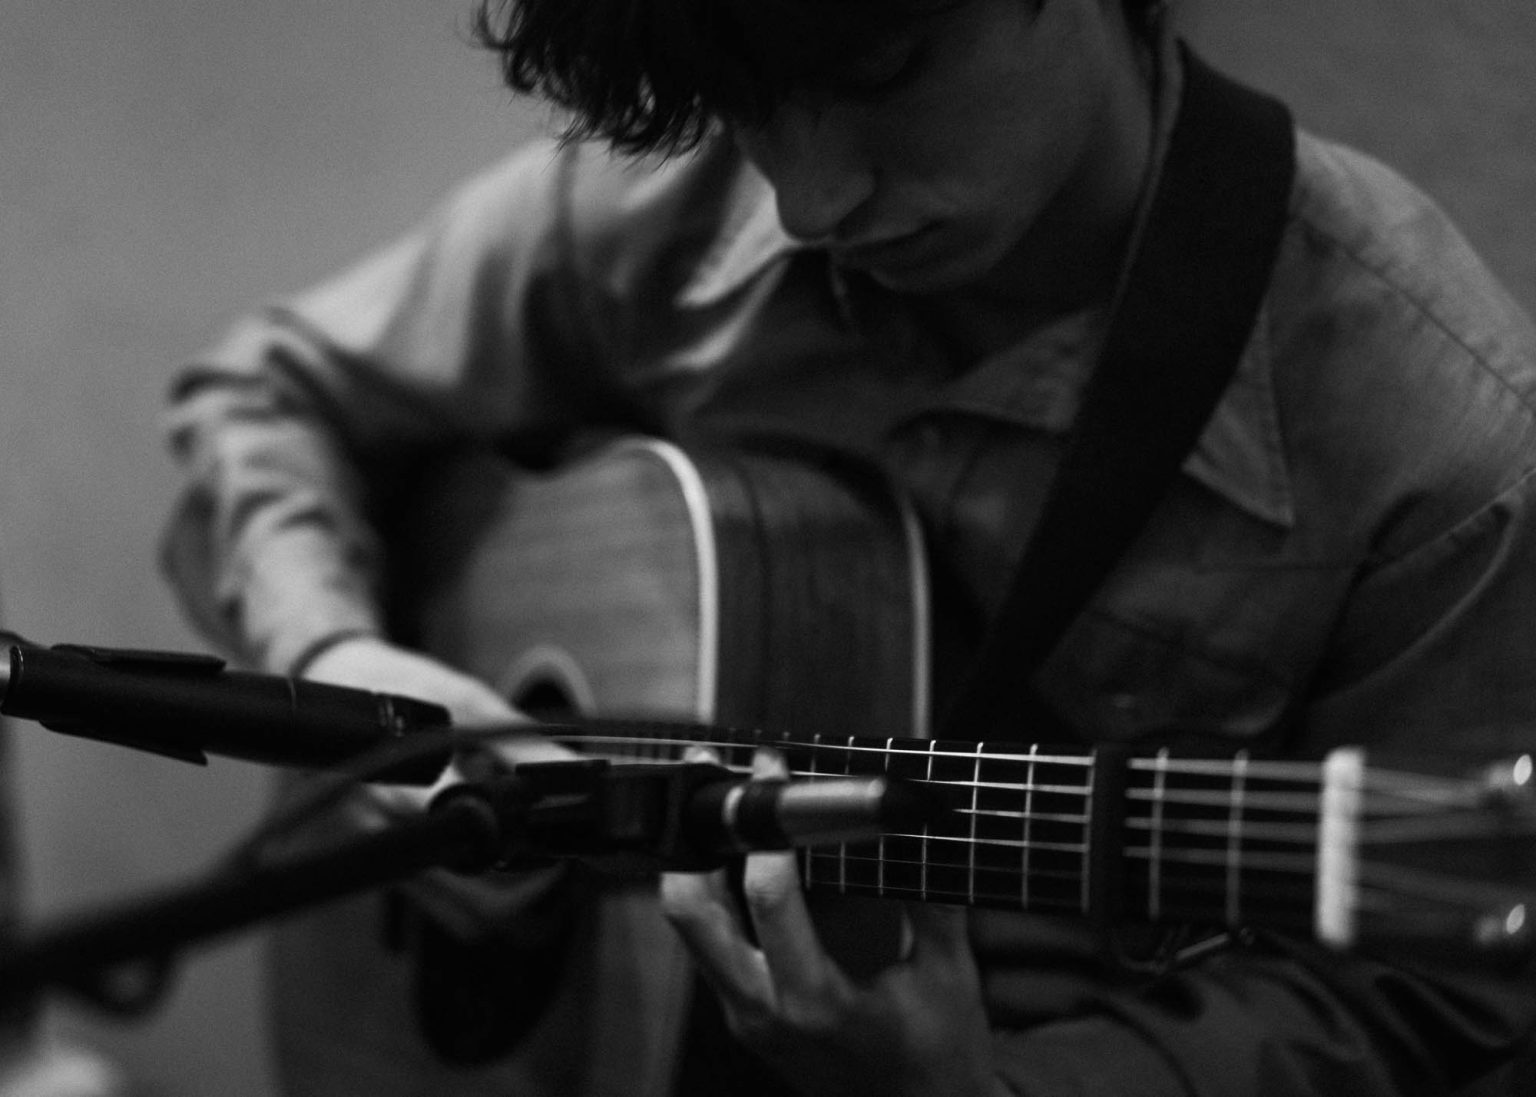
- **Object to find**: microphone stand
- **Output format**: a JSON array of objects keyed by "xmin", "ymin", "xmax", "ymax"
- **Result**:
[
  {"xmin": 0, "ymin": 757, "xmax": 930, "ymax": 1008},
  {"xmin": 0, "ymin": 772, "xmax": 532, "ymax": 1008}
]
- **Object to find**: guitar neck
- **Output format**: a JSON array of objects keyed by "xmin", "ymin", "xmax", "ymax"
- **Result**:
[{"xmin": 547, "ymin": 721, "xmax": 1333, "ymax": 940}]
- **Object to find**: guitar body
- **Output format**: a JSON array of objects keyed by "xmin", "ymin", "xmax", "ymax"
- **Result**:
[
  {"xmin": 405, "ymin": 437, "xmax": 930, "ymax": 737},
  {"xmin": 266, "ymin": 438, "xmax": 932, "ymax": 1097}
]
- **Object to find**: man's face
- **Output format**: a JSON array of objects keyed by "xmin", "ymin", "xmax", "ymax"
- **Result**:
[{"xmin": 731, "ymin": 0, "xmax": 1148, "ymax": 296}]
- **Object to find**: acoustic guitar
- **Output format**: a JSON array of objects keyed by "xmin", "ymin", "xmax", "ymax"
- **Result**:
[{"xmin": 265, "ymin": 436, "xmax": 1536, "ymax": 1097}]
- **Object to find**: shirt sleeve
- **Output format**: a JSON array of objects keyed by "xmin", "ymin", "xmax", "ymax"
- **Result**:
[{"xmin": 160, "ymin": 139, "xmax": 600, "ymax": 673}]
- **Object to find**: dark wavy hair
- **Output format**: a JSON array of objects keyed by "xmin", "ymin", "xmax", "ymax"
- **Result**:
[{"xmin": 473, "ymin": 0, "xmax": 1167, "ymax": 155}]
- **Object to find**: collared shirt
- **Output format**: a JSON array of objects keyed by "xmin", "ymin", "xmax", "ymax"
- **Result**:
[{"xmin": 163, "ymin": 44, "xmax": 1536, "ymax": 1097}]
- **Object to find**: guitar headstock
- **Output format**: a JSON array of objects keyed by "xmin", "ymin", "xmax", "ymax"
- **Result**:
[{"xmin": 1345, "ymin": 752, "xmax": 1536, "ymax": 965}]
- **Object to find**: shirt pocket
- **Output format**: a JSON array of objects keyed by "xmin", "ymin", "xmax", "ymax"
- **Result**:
[{"xmin": 1032, "ymin": 605, "xmax": 1300, "ymax": 748}]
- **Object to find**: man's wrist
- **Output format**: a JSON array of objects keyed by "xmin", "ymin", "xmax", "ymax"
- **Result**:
[{"xmin": 285, "ymin": 628, "xmax": 381, "ymax": 678}]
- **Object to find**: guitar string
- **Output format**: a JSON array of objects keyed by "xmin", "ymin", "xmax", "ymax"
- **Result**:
[
  {"xmin": 801, "ymin": 832, "xmax": 1522, "ymax": 920},
  {"xmin": 811, "ymin": 833, "xmax": 1529, "ymax": 919},
  {"xmin": 554, "ymin": 734, "xmax": 1535, "ymax": 904},
  {"xmin": 1355, "ymin": 862, "xmax": 1533, "ymax": 902},
  {"xmin": 567, "ymin": 743, "xmax": 1471, "ymax": 832},
  {"xmin": 551, "ymin": 732, "xmax": 1496, "ymax": 805},
  {"xmin": 788, "ymin": 876, "xmax": 1318, "ymax": 910},
  {"xmin": 820, "ymin": 841, "xmax": 1320, "ymax": 873},
  {"xmin": 799, "ymin": 853, "xmax": 1518, "ymax": 922},
  {"xmin": 1124, "ymin": 817, "xmax": 1319, "ymax": 842}
]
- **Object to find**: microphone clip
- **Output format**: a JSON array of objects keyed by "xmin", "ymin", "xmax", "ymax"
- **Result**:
[
  {"xmin": 436, "ymin": 757, "xmax": 939, "ymax": 875},
  {"xmin": 443, "ymin": 758, "xmax": 742, "ymax": 873}
]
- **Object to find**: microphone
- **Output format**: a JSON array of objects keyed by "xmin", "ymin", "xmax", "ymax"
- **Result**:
[
  {"xmin": 0, "ymin": 637, "xmax": 451, "ymax": 784},
  {"xmin": 499, "ymin": 759, "xmax": 943, "ymax": 869},
  {"xmin": 690, "ymin": 774, "xmax": 939, "ymax": 853},
  {"xmin": 0, "ymin": 636, "xmax": 945, "ymax": 857}
]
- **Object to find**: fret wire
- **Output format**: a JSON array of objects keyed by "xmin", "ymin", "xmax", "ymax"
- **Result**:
[
  {"xmin": 805, "ymin": 731, "xmax": 822, "ymax": 892},
  {"xmin": 1023, "ymin": 742, "xmax": 1038, "ymax": 912},
  {"xmin": 1149, "ymin": 747, "xmax": 1168, "ymax": 923},
  {"xmin": 969, "ymin": 742, "xmax": 984, "ymax": 906},
  {"xmin": 879, "ymin": 738, "xmax": 892, "ymax": 898},
  {"xmin": 1226, "ymin": 750, "xmax": 1249, "ymax": 926},
  {"xmin": 923, "ymin": 739, "xmax": 936, "ymax": 903},
  {"xmin": 1081, "ymin": 751, "xmax": 1094, "ymax": 916},
  {"xmin": 841, "ymin": 734, "xmax": 853, "ymax": 892}
]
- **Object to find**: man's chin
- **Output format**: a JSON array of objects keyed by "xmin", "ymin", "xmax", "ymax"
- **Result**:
[
  {"xmin": 864, "ymin": 254, "xmax": 991, "ymax": 296},
  {"xmin": 857, "ymin": 232, "xmax": 1006, "ymax": 296}
]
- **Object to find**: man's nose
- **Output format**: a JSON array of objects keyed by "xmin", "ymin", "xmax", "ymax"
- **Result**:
[{"xmin": 741, "ymin": 102, "xmax": 875, "ymax": 244}]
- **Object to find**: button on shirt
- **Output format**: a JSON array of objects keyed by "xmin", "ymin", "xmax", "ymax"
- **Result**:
[{"xmin": 162, "ymin": 45, "xmax": 1536, "ymax": 1097}]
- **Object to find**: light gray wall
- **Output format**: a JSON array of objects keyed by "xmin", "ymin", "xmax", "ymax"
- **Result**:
[
  {"xmin": 0, "ymin": 3, "xmax": 1530, "ymax": 1095},
  {"xmin": 1188, "ymin": 0, "xmax": 1536, "ymax": 313},
  {"xmin": 1, "ymin": 3, "xmax": 540, "ymax": 1094}
]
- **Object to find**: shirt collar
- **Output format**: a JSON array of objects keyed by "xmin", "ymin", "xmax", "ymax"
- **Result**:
[{"xmin": 1185, "ymin": 314, "xmax": 1294, "ymax": 528}]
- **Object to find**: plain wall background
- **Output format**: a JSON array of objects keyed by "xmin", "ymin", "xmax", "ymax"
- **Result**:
[{"xmin": 1, "ymin": 3, "xmax": 1531, "ymax": 1094}]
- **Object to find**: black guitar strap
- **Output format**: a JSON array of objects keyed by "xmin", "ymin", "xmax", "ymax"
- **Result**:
[{"xmin": 937, "ymin": 47, "xmax": 1297, "ymax": 742}]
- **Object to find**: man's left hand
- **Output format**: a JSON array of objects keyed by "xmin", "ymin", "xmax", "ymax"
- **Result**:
[{"xmin": 659, "ymin": 748, "xmax": 1007, "ymax": 1097}]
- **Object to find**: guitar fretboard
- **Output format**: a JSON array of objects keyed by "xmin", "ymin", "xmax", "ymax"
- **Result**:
[{"xmin": 549, "ymin": 722, "xmax": 1326, "ymax": 934}]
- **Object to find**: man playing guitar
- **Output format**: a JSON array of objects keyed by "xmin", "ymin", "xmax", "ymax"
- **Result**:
[{"xmin": 162, "ymin": 1, "xmax": 1536, "ymax": 1093}]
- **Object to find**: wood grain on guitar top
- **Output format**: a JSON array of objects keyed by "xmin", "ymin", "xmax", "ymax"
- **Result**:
[{"xmin": 391, "ymin": 436, "xmax": 930, "ymax": 740}]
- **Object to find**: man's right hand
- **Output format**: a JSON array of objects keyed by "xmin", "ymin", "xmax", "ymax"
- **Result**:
[
  {"xmin": 300, "ymin": 634, "xmax": 576, "ymax": 813},
  {"xmin": 294, "ymin": 634, "xmax": 581, "ymax": 1038}
]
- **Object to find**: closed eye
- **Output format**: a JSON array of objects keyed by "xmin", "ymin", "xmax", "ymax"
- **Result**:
[{"xmin": 832, "ymin": 35, "xmax": 927, "ymax": 97}]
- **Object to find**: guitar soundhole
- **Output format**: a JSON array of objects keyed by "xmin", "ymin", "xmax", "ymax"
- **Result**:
[
  {"xmin": 499, "ymin": 644, "xmax": 599, "ymax": 720},
  {"xmin": 511, "ymin": 676, "xmax": 580, "ymax": 721}
]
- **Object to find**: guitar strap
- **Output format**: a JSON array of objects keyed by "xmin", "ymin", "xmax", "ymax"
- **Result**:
[{"xmin": 937, "ymin": 47, "xmax": 1296, "ymax": 742}]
